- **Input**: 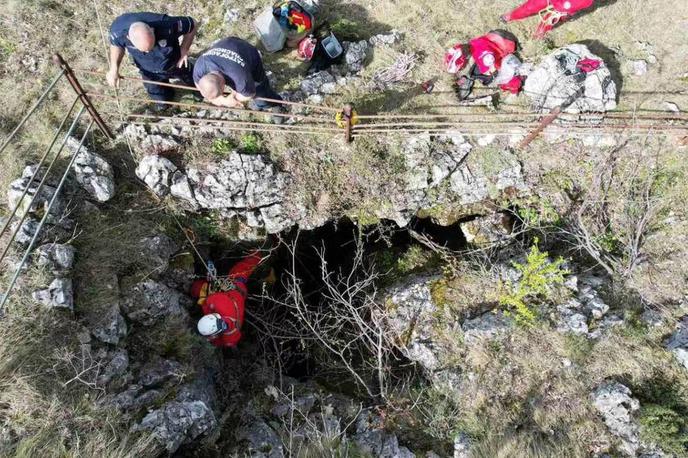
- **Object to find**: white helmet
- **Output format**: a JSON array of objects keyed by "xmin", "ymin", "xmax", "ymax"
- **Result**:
[{"xmin": 197, "ymin": 313, "xmax": 228, "ymax": 337}]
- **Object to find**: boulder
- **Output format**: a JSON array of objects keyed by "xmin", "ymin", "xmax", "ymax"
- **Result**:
[
  {"xmin": 369, "ymin": 30, "xmax": 402, "ymax": 47},
  {"xmin": 592, "ymin": 382, "xmax": 640, "ymax": 456},
  {"xmin": 35, "ymin": 243, "xmax": 75, "ymax": 275},
  {"xmin": 138, "ymin": 234, "xmax": 179, "ymax": 274},
  {"xmin": 300, "ymin": 71, "xmax": 336, "ymax": 96},
  {"xmin": 106, "ymin": 384, "xmax": 163, "ymax": 413},
  {"xmin": 462, "ymin": 311, "xmax": 513, "ymax": 344},
  {"xmin": 460, "ymin": 213, "xmax": 514, "ymax": 245},
  {"xmin": 138, "ymin": 359, "xmax": 184, "ymax": 388},
  {"xmin": 97, "ymin": 348, "xmax": 130, "ymax": 386},
  {"xmin": 236, "ymin": 419, "xmax": 284, "ymax": 457},
  {"xmin": 91, "ymin": 306, "xmax": 128, "ymax": 345},
  {"xmin": 665, "ymin": 316, "xmax": 688, "ymax": 370},
  {"xmin": 10, "ymin": 217, "xmax": 43, "ymax": 247},
  {"xmin": 7, "ymin": 166, "xmax": 63, "ymax": 219},
  {"xmin": 344, "ymin": 40, "xmax": 369, "ymax": 74},
  {"xmin": 524, "ymin": 44, "xmax": 617, "ymax": 114},
  {"xmin": 353, "ymin": 410, "xmax": 414, "ymax": 458},
  {"xmin": 67, "ymin": 137, "xmax": 116, "ymax": 202},
  {"xmin": 133, "ymin": 401, "xmax": 216, "ymax": 453},
  {"xmin": 135, "ymin": 155, "xmax": 178, "ymax": 197},
  {"xmin": 120, "ymin": 280, "xmax": 191, "ymax": 326},
  {"xmin": 32, "ymin": 278, "xmax": 73, "ymax": 310},
  {"xmin": 140, "ymin": 135, "xmax": 180, "ymax": 154}
]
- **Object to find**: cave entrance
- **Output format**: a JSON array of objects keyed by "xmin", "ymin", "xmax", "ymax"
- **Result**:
[{"xmin": 193, "ymin": 216, "xmax": 468, "ymax": 380}]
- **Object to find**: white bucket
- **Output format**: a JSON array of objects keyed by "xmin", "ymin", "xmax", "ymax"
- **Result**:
[{"xmin": 254, "ymin": 9, "xmax": 286, "ymax": 53}]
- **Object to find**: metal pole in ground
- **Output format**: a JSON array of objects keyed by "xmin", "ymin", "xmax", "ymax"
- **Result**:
[
  {"xmin": 0, "ymin": 69, "xmax": 66, "ymax": 156},
  {"xmin": 52, "ymin": 53, "xmax": 114, "ymax": 140},
  {"xmin": 0, "ymin": 106, "xmax": 87, "ymax": 267},
  {"xmin": 0, "ymin": 121, "xmax": 94, "ymax": 314},
  {"xmin": 0, "ymin": 96, "xmax": 81, "ymax": 241},
  {"xmin": 518, "ymin": 106, "xmax": 563, "ymax": 149},
  {"xmin": 343, "ymin": 104, "xmax": 354, "ymax": 143}
]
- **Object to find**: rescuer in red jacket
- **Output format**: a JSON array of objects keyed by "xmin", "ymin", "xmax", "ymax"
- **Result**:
[
  {"xmin": 444, "ymin": 31, "xmax": 524, "ymax": 99},
  {"xmin": 191, "ymin": 250, "xmax": 263, "ymax": 348},
  {"xmin": 500, "ymin": 0, "xmax": 596, "ymax": 38}
]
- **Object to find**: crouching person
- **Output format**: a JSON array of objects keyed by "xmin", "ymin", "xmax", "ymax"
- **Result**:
[
  {"xmin": 444, "ymin": 30, "xmax": 525, "ymax": 100},
  {"xmin": 191, "ymin": 250, "xmax": 263, "ymax": 348},
  {"xmin": 193, "ymin": 37, "xmax": 286, "ymax": 123}
]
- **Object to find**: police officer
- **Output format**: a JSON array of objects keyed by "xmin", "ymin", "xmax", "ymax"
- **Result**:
[
  {"xmin": 193, "ymin": 37, "xmax": 285, "ymax": 121},
  {"xmin": 107, "ymin": 12, "xmax": 198, "ymax": 109}
]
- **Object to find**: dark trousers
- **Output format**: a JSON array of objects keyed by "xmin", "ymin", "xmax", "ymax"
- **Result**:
[
  {"xmin": 253, "ymin": 77, "xmax": 283, "ymax": 110},
  {"xmin": 139, "ymin": 64, "xmax": 195, "ymax": 102}
]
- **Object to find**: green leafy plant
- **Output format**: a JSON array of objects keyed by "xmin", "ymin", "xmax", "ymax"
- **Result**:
[
  {"xmin": 330, "ymin": 19, "xmax": 362, "ymax": 41},
  {"xmin": 639, "ymin": 404, "xmax": 688, "ymax": 455},
  {"xmin": 499, "ymin": 240, "xmax": 569, "ymax": 326},
  {"xmin": 240, "ymin": 133, "xmax": 263, "ymax": 154},
  {"xmin": 211, "ymin": 138, "xmax": 235, "ymax": 156}
]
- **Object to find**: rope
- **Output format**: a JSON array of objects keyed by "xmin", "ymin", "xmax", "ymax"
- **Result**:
[
  {"xmin": 124, "ymin": 113, "xmax": 342, "ymax": 132},
  {"xmin": 172, "ymin": 212, "xmax": 209, "ymax": 274},
  {"xmin": 124, "ymin": 121, "xmax": 340, "ymax": 136}
]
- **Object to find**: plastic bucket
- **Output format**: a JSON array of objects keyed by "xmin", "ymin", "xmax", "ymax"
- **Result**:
[{"xmin": 254, "ymin": 9, "xmax": 287, "ymax": 53}]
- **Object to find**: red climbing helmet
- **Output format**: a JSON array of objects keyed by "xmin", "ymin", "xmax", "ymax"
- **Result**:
[
  {"xmin": 444, "ymin": 44, "xmax": 468, "ymax": 74},
  {"xmin": 297, "ymin": 36, "xmax": 317, "ymax": 61}
]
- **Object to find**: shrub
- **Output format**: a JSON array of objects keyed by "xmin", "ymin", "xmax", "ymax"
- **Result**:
[
  {"xmin": 239, "ymin": 133, "xmax": 263, "ymax": 154},
  {"xmin": 499, "ymin": 240, "xmax": 569, "ymax": 326},
  {"xmin": 211, "ymin": 138, "xmax": 235, "ymax": 156},
  {"xmin": 639, "ymin": 404, "xmax": 688, "ymax": 455}
]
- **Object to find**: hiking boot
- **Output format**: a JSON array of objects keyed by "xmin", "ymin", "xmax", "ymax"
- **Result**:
[{"xmin": 455, "ymin": 76, "xmax": 475, "ymax": 101}]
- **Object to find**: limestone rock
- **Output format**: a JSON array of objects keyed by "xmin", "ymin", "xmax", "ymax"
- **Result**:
[
  {"xmin": 139, "ymin": 359, "xmax": 184, "ymax": 388},
  {"xmin": 462, "ymin": 311, "xmax": 513, "ymax": 344},
  {"xmin": 120, "ymin": 280, "xmax": 191, "ymax": 326},
  {"xmin": 135, "ymin": 155, "xmax": 178, "ymax": 197},
  {"xmin": 353, "ymin": 410, "xmax": 414, "ymax": 458},
  {"xmin": 665, "ymin": 316, "xmax": 688, "ymax": 370},
  {"xmin": 236, "ymin": 419, "xmax": 284, "ymax": 457},
  {"xmin": 35, "ymin": 243, "xmax": 75, "ymax": 275},
  {"xmin": 32, "ymin": 278, "xmax": 73, "ymax": 310},
  {"xmin": 67, "ymin": 137, "xmax": 115, "ymax": 202},
  {"xmin": 454, "ymin": 433, "xmax": 472, "ymax": 458},
  {"xmin": 369, "ymin": 30, "xmax": 402, "ymax": 47},
  {"xmin": 592, "ymin": 382, "xmax": 640, "ymax": 456},
  {"xmin": 300, "ymin": 71, "xmax": 336, "ymax": 95},
  {"xmin": 344, "ymin": 40, "xmax": 369, "ymax": 74},
  {"xmin": 139, "ymin": 234, "xmax": 178, "ymax": 274},
  {"xmin": 461, "ymin": 213, "xmax": 514, "ymax": 245},
  {"xmin": 91, "ymin": 306, "xmax": 128, "ymax": 345},
  {"xmin": 628, "ymin": 59, "xmax": 648, "ymax": 76},
  {"xmin": 7, "ymin": 166, "xmax": 63, "ymax": 219},
  {"xmin": 524, "ymin": 44, "xmax": 617, "ymax": 114},
  {"xmin": 133, "ymin": 401, "xmax": 216, "ymax": 453},
  {"xmin": 97, "ymin": 349, "xmax": 130, "ymax": 386}
]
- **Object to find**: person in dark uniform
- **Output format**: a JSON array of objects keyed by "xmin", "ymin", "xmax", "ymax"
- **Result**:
[
  {"xmin": 107, "ymin": 12, "xmax": 198, "ymax": 109},
  {"xmin": 193, "ymin": 37, "xmax": 285, "ymax": 119}
]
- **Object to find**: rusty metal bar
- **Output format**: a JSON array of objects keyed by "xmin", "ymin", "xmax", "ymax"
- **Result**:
[
  {"xmin": 52, "ymin": 54, "xmax": 114, "ymax": 140},
  {"xmin": 342, "ymin": 104, "xmax": 354, "ymax": 143},
  {"xmin": 74, "ymin": 68, "xmax": 341, "ymax": 113},
  {"xmin": 88, "ymin": 92, "xmax": 334, "ymax": 123},
  {"xmin": 0, "ymin": 69, "xmax": 65, "ymax": 156},
  {"xmin": 124, "ymin": 121, "xmax": 337, "ymax": 136},
  {"xmin": 123, "ymin": 113, "xmax": 340, "ymax": 132}
]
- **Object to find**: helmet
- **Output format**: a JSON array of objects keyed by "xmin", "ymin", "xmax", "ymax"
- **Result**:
[
  {"xmin": 197, "ymin": 313, "xmax": 228, "ymax": 337},
  {"xmin": 444, "ymin": 44, "xmax": 468, "ymax": 74},
  {"xmin": 297, "ymin": 37, "xmax": 317, "ymax": 61}
]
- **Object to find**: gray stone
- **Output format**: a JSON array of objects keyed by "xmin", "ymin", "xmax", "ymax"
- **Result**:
[
  {"xmin": 665, "ymin": 316, "xmax": 688, "ymax": 370},
  {"xmin": 10, "ymin": 218, "xmax": 42, "ymax": 247},
  {"xmin": 236, "ymin": 419, "xmax": 283, "ymax": 457},
  {"xmin": 462, "ymin": 311, "xmax": 513, "ymax": 344},
  {"xmin": 35, "ymin": 243, "xmax": 75, "ymax": 274},
  {"xmin": 524, "ymin": 44, "xmax": 617, "ymax": 114},
  {"xmin": 344, "ymin": 41, "xmax": 369, "ymax": 74},
  {"xmin": 592, "ymin": 382, "xmax": 640, "ymax": 456},
  {"xmin": 91, "ymin": 306, "xmax": 128, "ymax": 345},
  {"xmin": 120, "ymin": 280, "xmax": 191, "ymax": 326},
  {"xmin": 107, "ymin": 384, "xmax": 163, "ymax": 413},
  {"xmin": 140, "ymin": 135, "xmax": 180, "ymax": 154},
  {"xmin": 7, "ymin": 167, "xmax": 63, "ymax": 219},
  {"xmin": 139, "ymin": 234, "xmax": 178, "ymax": 274},
  {"xmin": 271, "ymin": 393, "xmax": 317, "ymax": 418},
  {"xmin": 300, "ymin": 71, "xmax": 336, "ymax": 95},
  {"xmin": 369, "ymin": 30, "xmax": 402, "ymax": 47},
  {"xmin": 98, "ymin": 349, "xmax": 130, "ymax": 386},
  {"xmin": 628, "ymin": 59, "xmax": 648, "ymax": 76},
  {"xmin": 224, "ymin": 7, "xmax": 240, "ymax": 23},
  {"xmin": 461, "ymin": 213, "xmax": 514, "ymax": 246},
  {"xmin": 353, "ymin": 410, "xmax": 414, "ymax": 458},
  {"xmin": 133, "ymin": 400, "xmax": 216, "ymax": 453},
  {"xmin": 32, "ymin": 278, "xmax": 73, "ymax": 310},
  {"xmin": 170, "ymin": 171, "xmax": 197, "ymax": 206},
  {"xmin": 664, "ymin": 101, "xmax": 680, "ymax": 113},
  {"xmin": 67, "ymin": 137, "xmax": 116, "ymax": 202},
  {"xmin": 135, "ymin": 155, "xmax": 178, "ymax": 197},
  {"xmin": 454, "ymin": 433, "xmax": 471, "ymax": 458},
  {"xmin": 556, "ymin": 304, "xmax": 589, "ymax": 336},
  {"xmin": 139, "ymin": 359, "xmax": 184, "ymax": 388}
]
